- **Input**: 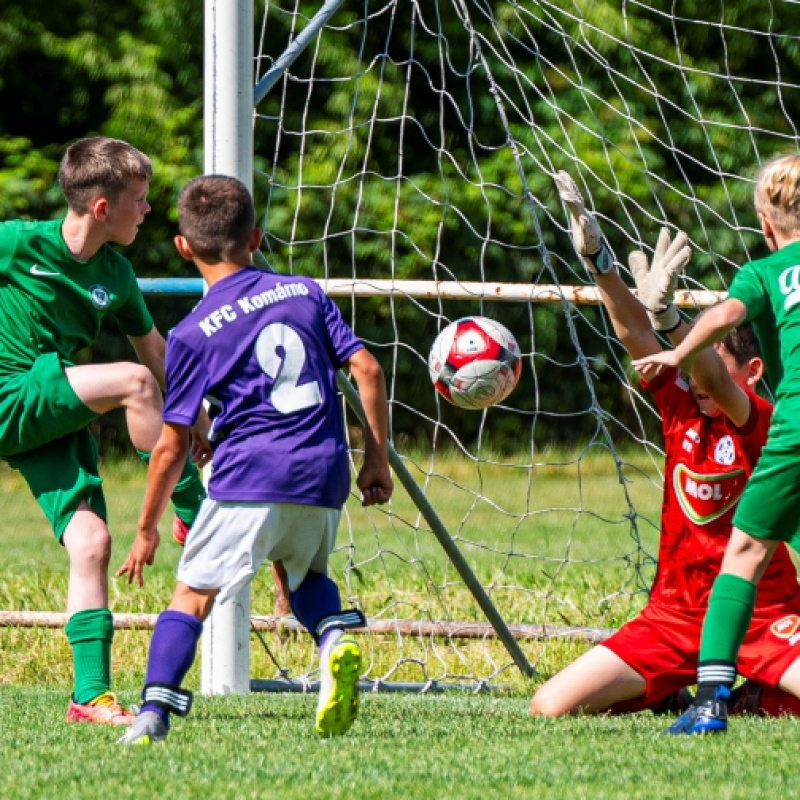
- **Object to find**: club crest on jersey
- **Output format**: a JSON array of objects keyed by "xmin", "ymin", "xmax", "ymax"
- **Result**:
[
  {"xmin": 771, "ymin": 615, "xmax": 800, "ymax": 644},
  {"xmin": 714, "ymin": 435, "xmax": 736, "ymax": 465},
  {"xmin": 89, "ymin": 284, "xmax": 111, "ymax": 309},
  {"xmin": 672, "ymin": 464, "xmax": 747, "ymax": 525}
]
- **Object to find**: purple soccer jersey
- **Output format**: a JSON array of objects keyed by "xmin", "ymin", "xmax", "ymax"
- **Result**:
[{"xmin": 163, "ymin": 266, "xmax": 363, "ymax": 508}]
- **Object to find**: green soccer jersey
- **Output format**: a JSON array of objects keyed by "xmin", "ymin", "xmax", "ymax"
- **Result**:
[
  {"xmin": 727, "ymin": 240, "xmax": 800, "ymax": 403},
  {"xmin": 0, "ymin": 218, "xmax": 153, "ymax": 376}
]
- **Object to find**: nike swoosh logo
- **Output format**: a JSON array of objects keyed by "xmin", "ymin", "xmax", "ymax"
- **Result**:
[{"xmin": 30, "ymin": 265, "xmax": 60, "ymax": 277}]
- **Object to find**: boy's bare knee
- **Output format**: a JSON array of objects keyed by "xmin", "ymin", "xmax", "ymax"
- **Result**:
[
  {"xmin": 530, "ymin": 686, "xmax": 568, "ymax": 718},
  {"xmin": 128, "ymin": 364, "xmax": 160, "ymax": 407},
  {"xmin": 84, "ymin": 526, "xmax": 111, "ymax": 562},
  {"xmin": 66, "ymin": 522, "xmax": 111, "ymax": 570}
]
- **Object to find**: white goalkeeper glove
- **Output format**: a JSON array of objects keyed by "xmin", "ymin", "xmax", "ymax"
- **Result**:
[
  {"xmin": 554, "ymin": 170, "xmax": 614, "ymax": 276},
  {"xmin": 628, "ymin": 228, "xmax": 691, "ymax": 332}
]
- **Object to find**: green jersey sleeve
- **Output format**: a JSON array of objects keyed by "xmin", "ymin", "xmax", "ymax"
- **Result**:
[
  {"xmin": 726, "ymin": 262, "xmax": 766, "ymax": 323},
  {"xmin": 0, "ymin": 221, "xmax": 21, "ymax": 271}
]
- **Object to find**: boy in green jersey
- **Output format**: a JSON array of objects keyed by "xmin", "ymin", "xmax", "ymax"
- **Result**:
[
  {"xmin": 0, "ymin": 137, "xmax": 207, "ymax": 724},
  {"xmin": 633, "ymin": 154, "xmax": 800, "ymax": 734}
]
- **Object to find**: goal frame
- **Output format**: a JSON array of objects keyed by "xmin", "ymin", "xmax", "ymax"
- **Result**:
[{"xmin": 200, "ymin": 0, "xmax": 731, "ymax": 695}]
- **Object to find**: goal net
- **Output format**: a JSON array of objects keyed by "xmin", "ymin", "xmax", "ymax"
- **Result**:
[{"xmin": 243, "ymin": 0, "xmax": 800, "ymax": 690}]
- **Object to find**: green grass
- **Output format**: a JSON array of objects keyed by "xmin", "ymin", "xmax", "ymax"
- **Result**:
[
  {"xmin": 2, "ymin": 689, "xmax": 800, "ymax": 799},
  {"xmin": 0, "ymin": 451, "xmax": 664, "ymax": 691},
  {"xmin": 6, "ymin": 453, "xmax": 797, "ymax": 799}
]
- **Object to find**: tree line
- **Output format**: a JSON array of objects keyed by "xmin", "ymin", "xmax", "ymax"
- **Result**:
[{"xmin": 1, "ymin": 1, "xmax": 798, "ymax": 452}]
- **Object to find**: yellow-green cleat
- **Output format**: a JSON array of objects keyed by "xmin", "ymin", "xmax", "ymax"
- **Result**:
[
  {"xmin": 117, "ymin": 711, "xmax": 169, "ymax": 746},
  {"xmin": 315, "ymin": 635, "xmax": 362, "ymax": 738}
]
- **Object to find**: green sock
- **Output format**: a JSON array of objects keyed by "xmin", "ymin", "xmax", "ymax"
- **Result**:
[
  {"xmin": 65, "ymin": 608, "xmax": 114, "ymax": 704},
  {"xmin": 699, "ymin": 573, "xmax": 756, "ymax": 663},
  {"xmin": 137, "ymin": 449, "xmax": 206, "ymax": 526}
]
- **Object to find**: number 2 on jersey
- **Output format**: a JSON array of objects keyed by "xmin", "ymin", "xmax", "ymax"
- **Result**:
[{"xmin": 255, "ymin": 323, "xmax": 322, "ymax": 414}]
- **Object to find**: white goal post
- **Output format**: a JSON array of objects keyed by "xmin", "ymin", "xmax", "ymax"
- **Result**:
[{"xmin": 201, "ymin": 0, "xmax": 255, "ymax": 695}]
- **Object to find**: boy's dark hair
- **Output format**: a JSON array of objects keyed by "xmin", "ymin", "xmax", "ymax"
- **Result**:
[
  {"xmin": 177, "ymin": 175, "xmax": 255, "ymax": 263},
  {"xmin": 720, "ymin": 322, "xmax": 761, "ymax": 367},
  {"xmin": 58, "ymin": 137, "xmax": 152, "ymax": 214}
]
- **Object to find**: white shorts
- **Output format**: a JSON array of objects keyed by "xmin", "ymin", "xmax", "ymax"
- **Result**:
[{"xmin": 177, "ymin": 500, "xmax": 341, "ymax": 604}]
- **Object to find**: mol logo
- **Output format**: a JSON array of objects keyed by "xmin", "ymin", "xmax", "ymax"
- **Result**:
[
  {"xmin": 672, "ymin": 464, "xmax": 747, "ymax": 525},
  {"xmin": 779, "ymin": 265, "xmax": 800, "ymax": 311},
  {"xmin": 771, "ymin": 615, "xmax": 800, "ymax": 646}
]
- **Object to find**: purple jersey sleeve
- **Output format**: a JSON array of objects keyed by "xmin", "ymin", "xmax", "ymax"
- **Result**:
[
  {"xmin": 320, "ymin": 290, "xmax": 363, "ymax": 369},
  {"xmin": 163, "ymin": 333, "xmax": 210, "ymax": 427}
]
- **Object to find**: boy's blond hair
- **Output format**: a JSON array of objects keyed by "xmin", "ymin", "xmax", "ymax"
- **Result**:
[
  {"xmin": 754, "ymin": 154, "xmax": 800, "ymax": 238},
  {"xmin": 58, "ymin": 137, "xmax": 152, "ymax": 214}
]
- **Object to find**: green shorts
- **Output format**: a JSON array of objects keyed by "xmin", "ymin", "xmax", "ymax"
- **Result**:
[
  {"xmin": 0, "ymin": 353, "xmax": 105, "ymax": 540},
  {"xmin": 733, "ymin": 433, "xmax": 800, "ymax": 552}
]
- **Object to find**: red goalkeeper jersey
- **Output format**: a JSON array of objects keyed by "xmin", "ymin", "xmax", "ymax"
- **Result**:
[{"xmin": 645, "ymin": 367, "xmax": 799, "ymax": 611}]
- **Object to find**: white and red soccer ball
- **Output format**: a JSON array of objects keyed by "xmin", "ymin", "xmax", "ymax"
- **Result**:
[{"xmin": 428, "ymin": 316, "xmax": 522, "ymax": 410}]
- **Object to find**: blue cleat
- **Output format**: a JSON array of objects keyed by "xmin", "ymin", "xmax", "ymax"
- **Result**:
[{"xmin": 668, "ymin": 686, "xmax": 730, "ymax": 735}]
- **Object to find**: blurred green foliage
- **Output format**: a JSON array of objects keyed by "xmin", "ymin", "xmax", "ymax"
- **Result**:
[{"xmin": 1, "ymin": 1, "xmax": 798, "ymax": 452}]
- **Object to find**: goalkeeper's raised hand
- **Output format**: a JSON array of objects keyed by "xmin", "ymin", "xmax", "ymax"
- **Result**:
[
  {"xmin": 554, "ymin": 170, "xmax": 614, "ymax": 276},
  {"xmin": 628, "ymin": 228, "xmax": 691, "ymax": 332}
]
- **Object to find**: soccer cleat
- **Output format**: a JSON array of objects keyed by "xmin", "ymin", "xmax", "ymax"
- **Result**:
[
  {"xmin": 315, "ymin": 635, "xmax": 362, "ymax": 738},
  {"xmin": 172, "ymin": 514, "xmax": 190, "ymax": 547},
  {"xmin": 651, "ymin": 687, "xmax": 695, "ymax": 716},
  {"xmin": 66, "ymin": 691, "xmax": 137, "ymax": 726},
  {"xmin": 668, "ymin": 686, "xmax": 730, "ymax": 735},
  {"xmin": 117, "ymin": 711, "xmax": 169, "ymax": 746}
]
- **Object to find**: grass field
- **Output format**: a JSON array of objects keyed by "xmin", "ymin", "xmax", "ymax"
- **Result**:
[
  {"xmin": 4, "ymin": 689, "xmax": 800, "ymax": 800},
  {"xmin": 3, "ymin": 456, "xmax": 800, "ymax": 799},
  {"xmin": 0, "ymin": 452, "xmax": 661, "ymax": 690}
]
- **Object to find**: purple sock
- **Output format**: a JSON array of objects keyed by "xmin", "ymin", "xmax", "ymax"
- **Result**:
[
  {"xmin": 140, "ymin": 609, "xmax": 203, "ymax": 726},
  {"xmin": 289, "ymin": 571, "xmax": 341, "ymax": 642}
]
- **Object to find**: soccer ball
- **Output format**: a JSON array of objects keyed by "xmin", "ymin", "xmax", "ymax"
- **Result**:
[{"xmin": 428, "ymin": 316, "xmax": 522, "ymax": 409}]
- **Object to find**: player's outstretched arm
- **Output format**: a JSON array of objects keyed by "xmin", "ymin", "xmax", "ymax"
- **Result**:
[
  {"xmin": 554, "ymin": 170, "xmax": 614, "ymax": 276},
  {"xmin": 117, "ymin": 422, "xmax": 191, "ymax": 586},
  {"xmin": 675, "ymin": 303, "xmax": 755, "ymax": 426},
  {"xmin": 346, "ymin": 348, "xmax": 393, "ymax": 507},
  {"xmin": 628, "ymin": 231, "xmax": 754, "ymax": 424},
  {"xmin": 129, "ymin": 326, "xmax": 212, "ymax": 466},
  {"xmin": 632, "ymin": 298, "xmax": 748, "ymax": 379},
  {"xmin": 129, "ymin": 326, "xmax": 167, "ymax": 390},
  {"xmin": 554, "ymin": 170, "xmax": 661, "ymax": 360},
  {"xmin": 628, "ymin": 227, "xmax": 691, "ymax": 335}
]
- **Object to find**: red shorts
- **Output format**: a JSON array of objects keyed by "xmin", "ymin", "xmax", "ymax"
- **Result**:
[{"xmin": 603, "ymin": 600, "xmax": 800, "ymax": 714}]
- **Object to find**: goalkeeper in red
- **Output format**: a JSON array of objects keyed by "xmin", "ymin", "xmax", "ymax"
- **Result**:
[
  {"xmin": 0, "ymin": 137, "xmax": 207, "ymax": 724},
  {"xmin": 632, "ymin": 154, "xmax": 800, "ymax": 733},
  {"xmin": 531, "ymin": 170, "xmax": 800, "ymax": 724}
]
